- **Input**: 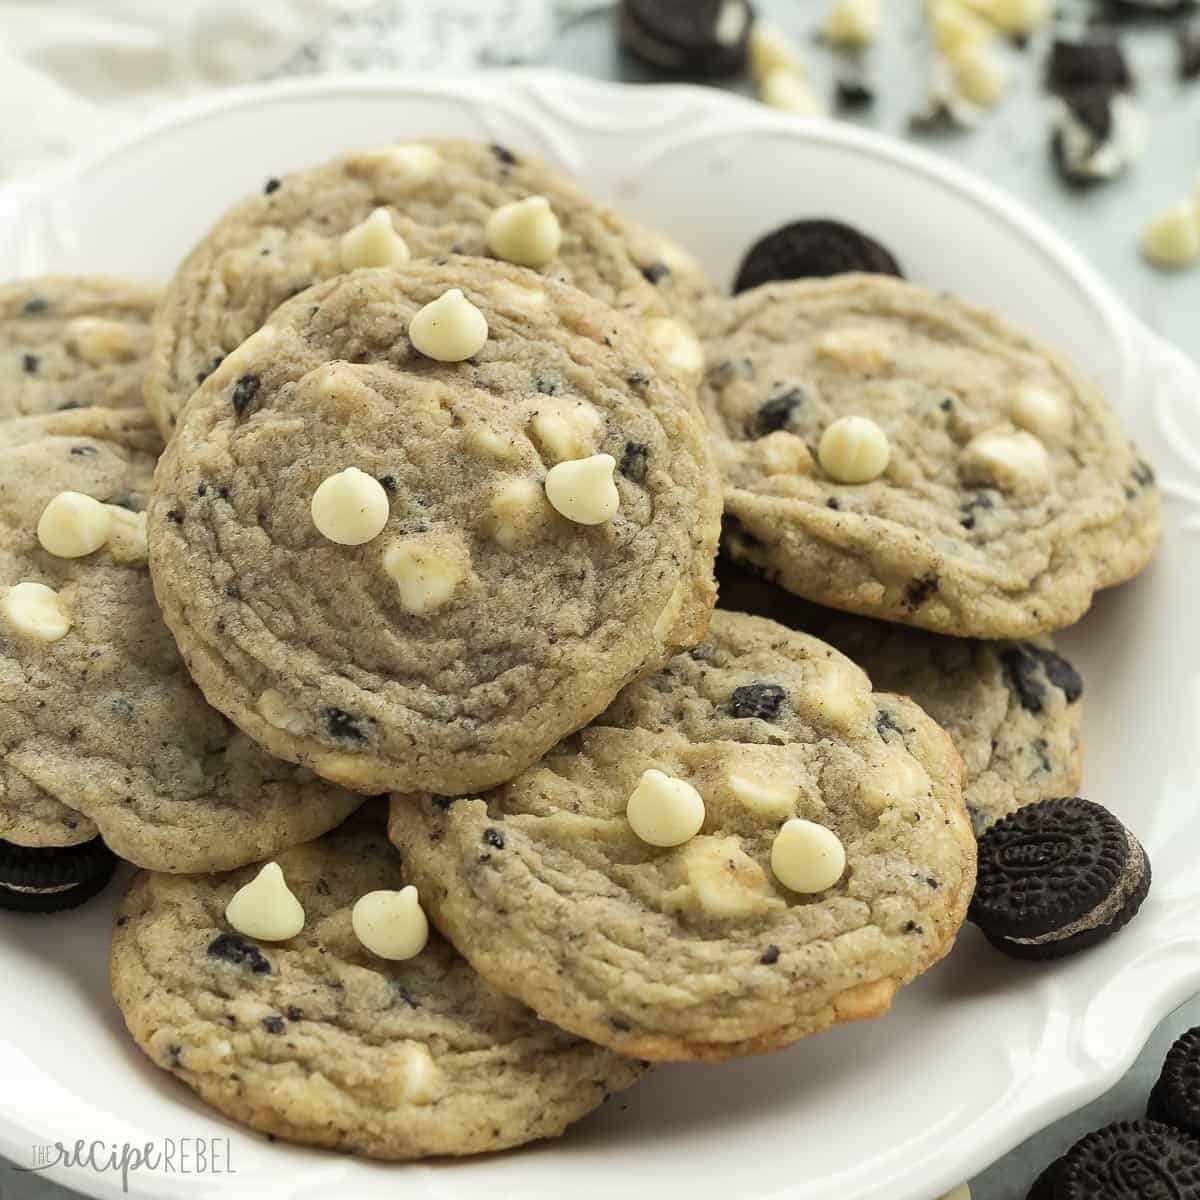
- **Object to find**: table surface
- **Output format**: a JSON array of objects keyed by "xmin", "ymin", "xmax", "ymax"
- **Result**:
[{"xmin": 2, "ymin": 2, "xmax": 1197, "ymax": 1198}]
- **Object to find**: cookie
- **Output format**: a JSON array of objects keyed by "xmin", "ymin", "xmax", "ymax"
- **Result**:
[
  {"xmin": 0, "ymin": 835, "xmax": 117, "ymax": 914},
  {"xmin": 0, "ymin": 766, "xmax": 98, "ymax": 849},
  {"xmin": 110, "ymin": 809, "xmax": 644, "ymax": 1159},
  {"xmin": 388, "ymin": 609, "xmax": 975, "ymax": 1062},
  {"xmin": 716, "ymin": 560, "xmax": 1084, "ymax": 834},
  {"xmin": 150, "ymin": 262, "xmax": 720, "ymax": 796},
  {"xmin": 0, "ymin": 275, "xmax": 159, "ymax": 420},
  {"xmin": 145, "ymin": 138, "xmax": 714, "ymax": 437},
  {"xmin": 1029, "ymin": 1120, "xmax": 1200, "ymax": 1198},
  {"xmin": 705, "ymin": 274, "xmax": 1162, "ymax": 637},
  {"xmin": 619, "ymin": 0, "xmax": 755, "ymax": 78},
  {"xmin": 970, "ymin": 797, "xmax": 1150, "ymax": 960},
  {"xmin": 733, "ymin": 220, "xmax": 902, "ymax": 293},
  {"xmin": 1149, "ymin": 1029, "xmax": 1200, "ymax": 1136},
  {"xmin": 0, "ymin": 408, "xmax": 363, "ymax": 872}
]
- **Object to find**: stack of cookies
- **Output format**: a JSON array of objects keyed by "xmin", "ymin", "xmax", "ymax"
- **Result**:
[{"xmin": 0, "ymin": 136, "xmax": 1162, "ymax": 1162}]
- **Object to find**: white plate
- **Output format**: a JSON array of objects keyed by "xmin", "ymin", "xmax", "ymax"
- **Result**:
[{"xmin": 1, "ymin": 70, "xmax": 1198, "ymax": 1200}]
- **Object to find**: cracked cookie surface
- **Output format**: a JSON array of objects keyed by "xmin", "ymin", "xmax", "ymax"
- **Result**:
[
  {"xmin": 149, "ymin": 262, "xmax": 720, "ymax": 796},
  {"xmin": 110, "ymin": 808, "xmax": 643, "ymax": 1159},
  {"xmin": 388, "ymin": 609, "xmax": 975, "ymax": 1062},
  {"xmin": 706, "ymin": 274, "xmax": 1161, "ymax": 637},
  {"xmin": 0, "ymin": 409, "xmax": 361, "ymax": 870},
  {"xmin": 717, "ymin": 560, "xmax": 1084, "ymax": 834},
  {"xmin": 0, "ymin": 275, "xmax": 159, "ymax": 419},
  {"xmin": 145, "ymin": 137, "xmax": 713, "ymax": 436}
]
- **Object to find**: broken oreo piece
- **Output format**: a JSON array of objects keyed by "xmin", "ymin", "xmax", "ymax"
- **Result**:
[
  {"xmin": 970, "ymin": 797, "xmax": 1150, "ymax": 960},
  {"xmin": 1046, "ymin": 36, "xmax": 1134, "ymax": 95},
  {"xmin": 734, "ymin": 219, "xmax": 903, "ymax": 293},
  {"xmin": 1028, "ymin": 1120, "xmax": 1200, "ymax": 1198},
  {"xmin": 1149, "ymin": 1028, "xmax": 1200, "ymax": 1137},
  {"xmin": 619, "ymin": 0, "xmax": 754, "ymax": 79},
  {"xmin": 1050, "ymin": 89, "xmax": 1143, "ymax": 187},
  {"xmin": 0, "ymin": 836, "xmax": 118, "ymax": 915},
  {"xmin": 1181, "ymin": 24, "xmax": 1200, "ymax": 81}
]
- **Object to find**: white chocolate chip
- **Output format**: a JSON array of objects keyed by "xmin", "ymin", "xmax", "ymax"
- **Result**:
[
  {"xmin": 1012, "ymin": 384, "xmax": 1073, "ymax": 441},
  {"xmin": 394, "ymin": 1043, "xmax": 438, "ymax": 1105},
  {"xmin": 352, "ymin": 886, "xmax": 429, "ymax": 960},
  {"xmin": 529, "ymin": 398, "xmax": 603, "ymax": 464},
  {"xmin": 339, "ymin": 207, "xmax": 411, "ymax": 271},
  {"xmin": 824, "ymin": 0, "xmax": 881, "ymax": 46},
  {"xmin": 408, "ymin": 289, "xmax": 488, "ymax": 362},
  {"xmin": 758, "ymin": 67, "xmax": 826, "ymax": 115},
  {"xmin": 37, "ymin": 492, "xmax": 111, "ymax": 559},
  {"xmin": 968, "ymin": 0, "xmax": 1049, "ymax": 34},
  {"xmin": 353, "ymin": 143, "xmax": 442, "ymax": 183},
  {"xmin": 770, "ymin": 818, "xmax": 847, "ymax": 894},
  {"xmin": 858, "ymin": 752, "xmax": 932, "ymax": 815},
  {"xmin": 464, "ymin": 422, "xmax": 518, "ymax": 462},
  {"xmin": 0, "ymin": 582, "xmax": 71, "ymax": 642},
  {"xmin": 818, "ymin": 416, "xmax": 891, "ymax": 484},
  {"xmin": 949, "ymin": 43, "xmax": 1007, "ymax": 108},
  {"xmin": 382, "ymin": 533, "xmax": 471, "ymax": 615},
  {"xmin": 627, "ymin": 769, "xmax": 706, "ymax": 848},
  {"xmin": 814, "ymin": 327, "xmax": 891, "ymax": 372},
  {"xmin": 490, "ymin": 278, "xmax": 548, "ymax": 315},
  {"xmin": 645, "ymin": 318, "xmax": 705, "ymax": 380},
  {"xmin": 749, "ymin": 23, "xmax": 807, "ymax": 85},
  {"xmin": 962, "ymin": 429, "xmax": 1051, "ymax": 492},
  {"xmin": 487, "ymin": 477, "xmax": 549, "ymax": 549},
  {"xmin": 103, "ymin": 506, "xmax": 148, "ymax": 563},
  {"xmin": 545, "ymin": 453, "xmax": 620, "ymax": 525},
  {"xmin": 485, "ymin": 196, "xmax": 563, "ymax": 269},
  {"xmin": 715, "ymin": 0, "xmax": 750, "ymax": 45},
  {"xmin": 805, "ymin": 657, "xmax": 875, "ymax": 731},
  {"xmin": 1140, "ymin": 201, "xmax": 1200, "ymax": 270},
  {"xmin": 225, "ymin": 862, "xmax": 306, "ymax": 942},
  {"xmin": 752, "ymin": 431, "xmax": 813, "ymax": 476},
  {"xmin": 727, "ymin": 770, "xmax": 800, "ymax": 819},
  {"xmin": 674, "ymin": 836, "xmax": 780, "ymax": 918},
  {"xmin": 936, "ymin": 1186, "xmax": 971, "ymax": 1200},
  {"xmin": 928, "ymin": 0, "xmax": 995, "ymax": 55},
  {"xmin": 310, "ymin": 468, "xmax": 390, "ymax": 546},
  {"xmin": 66, "ymin": 317, "xmax": 139, "ymax": 364},
  {"xmin": 257, "ymin": 688, "xmax": 308, "ymax": 736}
]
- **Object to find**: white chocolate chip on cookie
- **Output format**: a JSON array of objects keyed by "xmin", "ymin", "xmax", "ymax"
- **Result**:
[
  {"xmin": 814, "ymin": 327, "xmax": 891, "ymax": 372},
  {"xmin": 770, "ymin": 818, "xmax": 847, "ymax": 894},
  {"xmin": 352, "ymin": 886, "xmax": 429, "ymax": 960},
  {"xmin": 627, "ymin": 769, "xmax": 706, "ymax": 847},
  {"xmin": 529, "ymin": 398, "xmax": 604, "ymax": 464},
  {"xmin": 67, "ymin": 316, "xmax": 139, "ymax": 364},
  {"xmin": 464, "ymin": 422, "xmax": 518, "ymax": 463},
  {"xmin": 339, "ymin": 207, "xmax": 411, "ymax": 271},
  {"xmin": 487, "ymin": 477, "xmax": 550, "ymax": 549},
  {"xmin": 962, "ymin": 429, "xmax": 1051, "ymax": 493},
  {"xmin": 545, "ymin": 454, "xmax": 620, "ymax": 525},
  {"xmin": 1012, "ymin": 383, "xmax": 1073, "ymax": 441},
  {"xmin": 257, "ymin": 688, "xmax": 308, "ymax": 736},
  {"xmin": 225, "ymin": 862, "xmax": 306, "ymax": 942},
  {"xmin": 818, "ymin": 416, "xmax": 890, "ymax": 484},
  {"xmin": 673, "ymin": 835, "xmax": 781, "ymax": 919},
  {"xmin": 311, "ymin": 467, "xmax": 390, "ymax": 546},
  {"xmin": 351, "ymin": 142, "xmax": 442, "ymax": 183},
  {"xmin": 485, "ymin": 196, "xmax": 563, "ymax": 269},
  {"xmin": 393, "ymin": 1044, "xmax": 438, "ymax": 1105},
  {"xmin": 753, "ymin": 430, "xmax": 813, "ymax": 476},
  {"xmin": 383, "ymin": 533, "xmax": 472, "ymax": 614},
  {"xmin": 727, "ymin": 769, "xmax": 801, "ymax": 819},
  {"xmin": 1, "ymin": 581, "xmax": 71, "ymax": 642},
  {"xmin": 408, "ymin": 289, "xmax": 488, "ymax": 362},
  {"xmin": 490, "ymin": 278, "xmax": 549, "ymax": 315},
  {"xmin": 103, "ymin": 507, "xmax": 148, "ymax": 563},
  {"xmin": 824, "ymin": 0, "xmax": 881, "ymax": 47},
  {"xmin": 646, "ymin": 318, "xmax": 705, "ymax": 380},
  {"xmin": 37, "ymin": 491, "xmax": 111, "ymax": 558}
]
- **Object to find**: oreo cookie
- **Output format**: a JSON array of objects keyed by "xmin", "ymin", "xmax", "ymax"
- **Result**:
[
  {"xmin": 0, "ymin": 836, "xmax": 118, "ymax": 915},
  {"xmin": 1181, "ymin": 24, "xmax": 1200, "ymax": 80},
  {"xmin": 733, "ymin": 219, "xmax": 903, "ymax": 293},
  {"xmin": 1149, "ymin": 1029, "xmax": 1200, "ymax": 1137},
  {"xmin": 970, "ymin": 797, "xmax": 1150, "ymax": 960},
  {"xmin": 1046, "ymin": 36, "xmax": 1134, "ymax": 95},
  {"xmin": 1028, "ymin": 1120, "xmax": 1200, "ymax": 1198},
  {"xmin": 619, "ymin": 0, "xmax": 755, "ymax": 79}
]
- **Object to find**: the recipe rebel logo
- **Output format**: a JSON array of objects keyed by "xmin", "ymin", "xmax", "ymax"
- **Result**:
[{"xmin": 17, "ymin": 1137, "xmax": 236, "ymax": 1193}]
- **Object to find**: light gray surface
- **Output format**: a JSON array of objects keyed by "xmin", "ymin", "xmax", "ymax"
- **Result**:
[{"xmin": 2, "ymin": 3, "xmax": 1198, "ymax": 1199}]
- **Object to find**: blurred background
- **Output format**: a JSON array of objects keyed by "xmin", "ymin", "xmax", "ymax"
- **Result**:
[{"xmin": 0, "ymin": 2, "xmax": 1198, "ymax": 1199}]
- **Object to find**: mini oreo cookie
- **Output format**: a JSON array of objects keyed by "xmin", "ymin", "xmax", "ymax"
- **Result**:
[
  {"xmin": 619, "ymin": 0, "xmax": 754, "ymax": 78},
  {"xmin": 1149, "ymin": 1029, "xmax": 1200, "ymax": 1137},
  {"xmin": 970, "ymin": 798, "xmax": 1150, "ymax": 960},
  {"xmin": 1028, "ymin": 1120, "xmax": 1200, "ymax": 1198},
  {"xmin": 733, "ymin": 219, "xmax": 903, "ymax": 293},
  {"xmin": 0, "ymin": 836, "xmax": 118, "ymax": 915}
]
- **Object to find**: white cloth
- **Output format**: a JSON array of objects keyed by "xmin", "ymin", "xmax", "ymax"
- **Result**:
[{"xmin": 0, "ymin": 0, "xmax": 607, "ymax": 181}]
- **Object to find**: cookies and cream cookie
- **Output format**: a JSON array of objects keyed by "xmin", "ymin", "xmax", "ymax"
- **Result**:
[
  {"xmin": 145, "ymin": 138, "xmax": 713, "ymax": 436},
  {"xmin": 1, "ymin": 275, "xmax": 159, "ymax": 419},
  {"xmin": 706, "ymin": 274, "xmax": 1161, "ymax": 637},
  {"xmin": 0, "ymin": 408, "xmax": 362, "ymax": 872},
  {"xmin": 111, "ymin": 809, "xmax": 644, "ymax": 1158},
  {"xmin": 388, "ymin": 610, "xmax": 975, "ymax": 1062},
  {"xmin": 149, "ymin": 261, "xmax": 721, "ymax": 796}
]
